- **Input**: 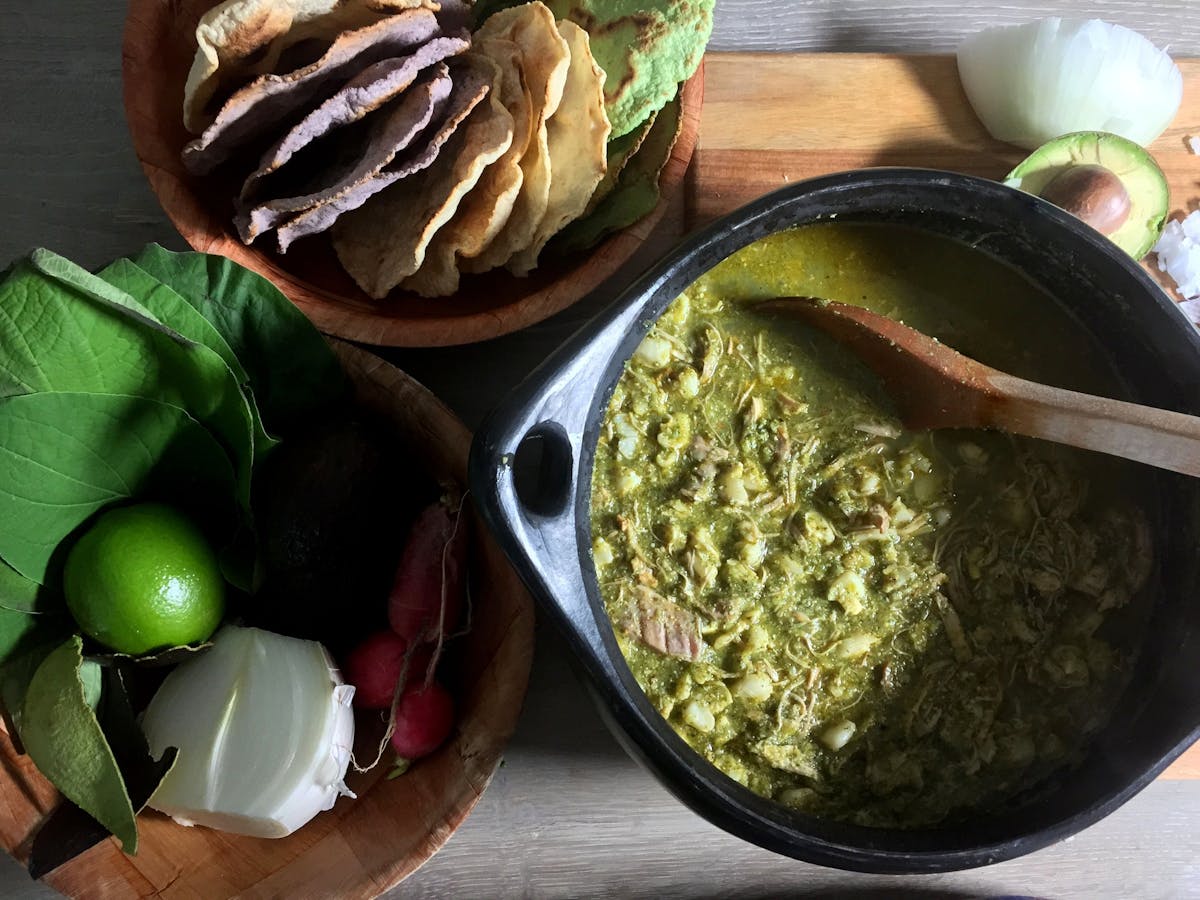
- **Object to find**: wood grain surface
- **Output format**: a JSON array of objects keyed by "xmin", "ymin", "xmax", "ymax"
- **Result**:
[
  {"xmin": 690, "ymin": 54, "xmax": 1200, "ymax": 229},
  {"xmin": 4, "ymin": 2, "xmax": 1200, "ymax": 897},
  {"xmin": 706, "ymin": 1, "xmax": 1200, "ymax": 54}
]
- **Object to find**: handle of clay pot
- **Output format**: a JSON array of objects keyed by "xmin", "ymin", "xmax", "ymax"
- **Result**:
[{"xmin": 469, "ymin": 314, "xmax": 636, "ymax": 662}]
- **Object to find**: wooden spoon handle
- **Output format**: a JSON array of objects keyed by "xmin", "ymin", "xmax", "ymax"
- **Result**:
[{"xmin": 985, "ymin": 373, "xmax": 1200, "ymax": 476}]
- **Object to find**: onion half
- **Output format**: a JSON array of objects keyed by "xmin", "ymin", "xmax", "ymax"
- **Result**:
[
  {"xmin": 957, "ymin": 18, "xmax": 1182, "ymax": 150},
  {"xmin": 142, "ymin": 626, "xmax": 356, "ymax": 838}
]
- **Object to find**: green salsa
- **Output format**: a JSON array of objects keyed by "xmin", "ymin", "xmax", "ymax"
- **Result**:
[{"xmin": 589, "ymin": 223, "xmax": 1153, "ymax": 828}]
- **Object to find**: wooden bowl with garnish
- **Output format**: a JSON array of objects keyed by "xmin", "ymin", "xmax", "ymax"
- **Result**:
[
  {"xmin": 121, "ymin": 0, "xmax": 704, "ymax": 348},
  {"xmin": 0, "ymin": 342, "xmax": 535, "ymax": 897}
]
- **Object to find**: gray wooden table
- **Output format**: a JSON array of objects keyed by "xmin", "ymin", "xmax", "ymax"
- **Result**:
[{"xmin": 3, "ymin": 2, "xmax": 1200, "ymax": 897}]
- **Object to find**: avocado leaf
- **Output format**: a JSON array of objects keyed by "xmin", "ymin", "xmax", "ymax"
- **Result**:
[
  {"xmin": 130, "ymin": 245, "xmax": 347, "ymax": 435},
  {"xmin": 0, "ymin": 606, "xmax": 70, "ymax": 667},
  {"xmin": 17, "ymin": 636, "xmax": 140, "ymax": 853},
  {"xmin": 97, "ymin": 258, "xmax": 248, "ymax": 381},
  {"xmin": 0, "ymin": 616, "xmax": 74, "ymax": 760},
  {"xmin": 28, "ymin": 665, "xmax": 178, "ymax": 876},
  {"xmin": 0, "ymin": 559, "xmax": 62, "ymax": 614},
  {"xmin": 1, "ymin": 254, "xmax": 256, "ymax": 506},
  {"xmin": 96, "ymin": 257, "xmax": 277, "ymax": 458},
  {"xmin": 0, "ymin": 392, "xmax": 239, "ymax": 584}
]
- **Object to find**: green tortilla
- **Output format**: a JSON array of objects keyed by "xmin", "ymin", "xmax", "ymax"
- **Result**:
[
  {"xmin": 542, "ymin": 0, "xmax": 711, "ymax": 137},
  {"xmin": 583, "ymin": 108, "xmax": 658, "ymax": 216}
]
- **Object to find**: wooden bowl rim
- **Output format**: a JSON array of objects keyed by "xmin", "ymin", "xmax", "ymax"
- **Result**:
[
  {"xmin": 120, "ymin": 0, "xmax": 705, "ymax": 347},
  {"xmin": 0, "ymin": 342, "xmax": 535, "ymax": 899}
]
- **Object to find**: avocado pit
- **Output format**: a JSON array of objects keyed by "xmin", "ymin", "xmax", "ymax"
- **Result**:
[
  {"xmin": 1003, "ymin": 131, "xmax": 1169, "ymax": 259},
  {"xmin": 1039, "ymin": 164, "xmax": 1131, "ymax": 235}
]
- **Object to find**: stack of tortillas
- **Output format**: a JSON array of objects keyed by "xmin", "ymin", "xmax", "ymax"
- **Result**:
[
  {"xmin": 180, "ymin": 0, "xmax": 615, "ymax": 299},
  {"xmin": 333, "ymin": 2, "xmax": 610, "ymax": 297}
]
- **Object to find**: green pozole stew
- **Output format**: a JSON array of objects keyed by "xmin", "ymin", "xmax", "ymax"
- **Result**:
[{"xmin": 589, "ymin": 223, "xmax": 1154, "ymax": 828}]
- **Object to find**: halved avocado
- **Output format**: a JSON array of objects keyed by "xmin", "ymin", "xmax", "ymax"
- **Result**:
[{"xmin": 1004, "ymin": 131, "xmax": 1169, "ymax": 259}]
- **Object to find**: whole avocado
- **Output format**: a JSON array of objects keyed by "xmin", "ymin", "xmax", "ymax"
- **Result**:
[{"xmin": 252, "ymin": 417, "xmax": 431, "ymax": 654}]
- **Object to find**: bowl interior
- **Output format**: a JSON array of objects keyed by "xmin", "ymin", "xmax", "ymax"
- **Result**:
[
  {"xmin": 121, "ymin": 0, "xmax": 703, "ymax": 347},
  {"xmin": 0, "ymin": 344, "xmax": 535, "ymax": 897},
  {"xmin": 568, "ymin": 170, "xmax": 1200, "ymax": 872}
]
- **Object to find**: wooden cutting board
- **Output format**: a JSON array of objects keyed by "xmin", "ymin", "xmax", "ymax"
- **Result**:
[
  {"xmin": 686, "ymin": 52, "xmax": 1200, "ymax": 780},
  {"xmin": 689, "ymin": 53, "xmax": 1200, "ymax": 230}
]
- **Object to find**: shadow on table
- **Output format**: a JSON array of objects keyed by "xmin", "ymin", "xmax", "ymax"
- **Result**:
[
  {"xmin": 863, "ymin": 55, "xmax": 1022, "ymax": 180},
  {"xmin": 504, "ymin": 629, "xmax": 631, "ymax": 761}
]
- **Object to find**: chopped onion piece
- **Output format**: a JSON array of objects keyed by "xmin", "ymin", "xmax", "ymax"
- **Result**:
[
  {"xmin": 142, "ymin": 626, "xmax": 356, "ymax": 838},
  {"xmin": 957, "ymin": 18, "xmax": 1182, "ymax": 150},
  {"xmin": 1155, "ymin": 211, "xmax": 1200, "ymax": 311}
]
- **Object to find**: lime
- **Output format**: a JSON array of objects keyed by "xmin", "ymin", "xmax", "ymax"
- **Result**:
[{"xmin": 63, "ymin": 503, "xmax": 225, "ymax": 655}]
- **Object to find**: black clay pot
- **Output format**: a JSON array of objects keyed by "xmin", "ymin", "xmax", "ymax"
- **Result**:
[{"xmin": 469, "ymin": 169, "xmax": 1200, "ymax": 873}]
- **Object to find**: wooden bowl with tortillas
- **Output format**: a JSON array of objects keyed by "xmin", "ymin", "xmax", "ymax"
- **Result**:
[{"xmin": 121, "ymin": 0, "xmax": 705, "ymax": 347}]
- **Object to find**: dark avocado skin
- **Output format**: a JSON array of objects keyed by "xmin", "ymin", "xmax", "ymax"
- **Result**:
[{"xmin": 251, "ymin": 417, "xmax": 432, "ymax": 655}]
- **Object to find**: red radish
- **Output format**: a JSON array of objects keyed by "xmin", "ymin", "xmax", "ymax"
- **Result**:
[
  {"xmin": 343, "ymin": 631, "xmax": 433, "ymax": 709},
  {"xmin": 389, "ymin": 681, "xmax": 455, "ymax": 759},
  {"xmin": 388, "ymin": 497, "xmax": 468, "ymax": 645}
]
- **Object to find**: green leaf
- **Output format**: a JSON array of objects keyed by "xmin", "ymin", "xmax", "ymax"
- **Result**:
[
  {"xmin": 28, "ymin": 665, "xmax": 177, "ymax": 875},
  {"xmin": 97, "ymin": 665, "xmax": 179, "ymax": 799},
  {"xmin": 0, "ymin": 255, "xmax": 256, "ymax": 505},
  {"xmin": 0, "ymin": 611, "xmax": 70, "ymax": 739},
  {"xmin": 0, "ymin": 392, "xmax": 238, "ymax": 584},
  {"xmin": 28, "ymin": 250, "xmax": 169, "ymax": 339},
  {"xmin": 19, "ymin": 636, "xmax": 139, "ymax": 852},
  {"xmin": 97, "ymin": 258, "xmax": 247, "ymax": 381},
  {"xmin": 1, "ymin": 642, "xmax": 51, "ymax": 741},
  {"xmin": 79, "ymin": 659, "xmax": 102, "ymax": 710},
  {"xmin": 0, "ymin": 608, "xmax": 37, "ymax": 661},
  {"xmin": 0, "ymin": 606, "xmax": 67, "ymax": 663},
  {"xmin": 97, "ymin": 258, "xmax": 278, "ymax": 459},
  {"xmin": 130, "ymin": 244, "xmax": 347, "ymax": 434},
  {"xmin": 0, "ymin": 559, "xmax": 62, "ymax": 613}
]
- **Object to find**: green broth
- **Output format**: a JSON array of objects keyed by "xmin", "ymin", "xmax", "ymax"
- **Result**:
[{"xmin": 590, "ymin": 223, "xmax": 1153, "ymax": 828}]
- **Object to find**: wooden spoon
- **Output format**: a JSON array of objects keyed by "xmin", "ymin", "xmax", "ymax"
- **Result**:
[{"xmin": 758, "ymin": 297, "xmax": 1200, "ymax": 477}]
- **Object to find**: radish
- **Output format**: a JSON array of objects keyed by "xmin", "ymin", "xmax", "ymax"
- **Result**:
[
  {"xmin": 389, "ymin": 681, "xmax": 455, "ymax": 760},
  {"xmin": 388, "ymin": 496, "xmax": 468, "ymax": 649},
  {"xmin": 342, "ymin": 631, "xmax": 431, "ymax": 710},
  {"xmin": 351, "ymin": 494, "xmax": 469, "ymax": 775}
]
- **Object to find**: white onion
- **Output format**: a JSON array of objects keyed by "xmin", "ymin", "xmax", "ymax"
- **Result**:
[
  {"xmin": 142, "ymin": 626, "xmax": 356, "ymax": 838},
  {"xmin": 957, "ymin": 18, "xmax": 1183, "ymax": 149},
  {"xmin": 1156, "ymin": 211, "xmax": 1200, "ymax": 308}
]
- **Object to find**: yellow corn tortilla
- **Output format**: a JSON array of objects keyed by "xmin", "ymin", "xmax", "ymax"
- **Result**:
[
  {"xmin": 459, "ymin": 2, "xmax": 569, "ymax": 274},
  {"xmin": 401, "ymin": 39, "xmax": 534, "ymax": 297},
  {"xmin": 507, "ymin": 19, "xmax": 610, "ymax": 276}
]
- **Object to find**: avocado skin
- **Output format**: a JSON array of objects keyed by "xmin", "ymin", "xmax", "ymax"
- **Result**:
[
  {"xmin": 251, "ymin": 417, "xmax": 432, "ymax": 655},
  {"xmin": 1004, "ymin": 131, "xmax": 1169, "ymax": 259}
]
